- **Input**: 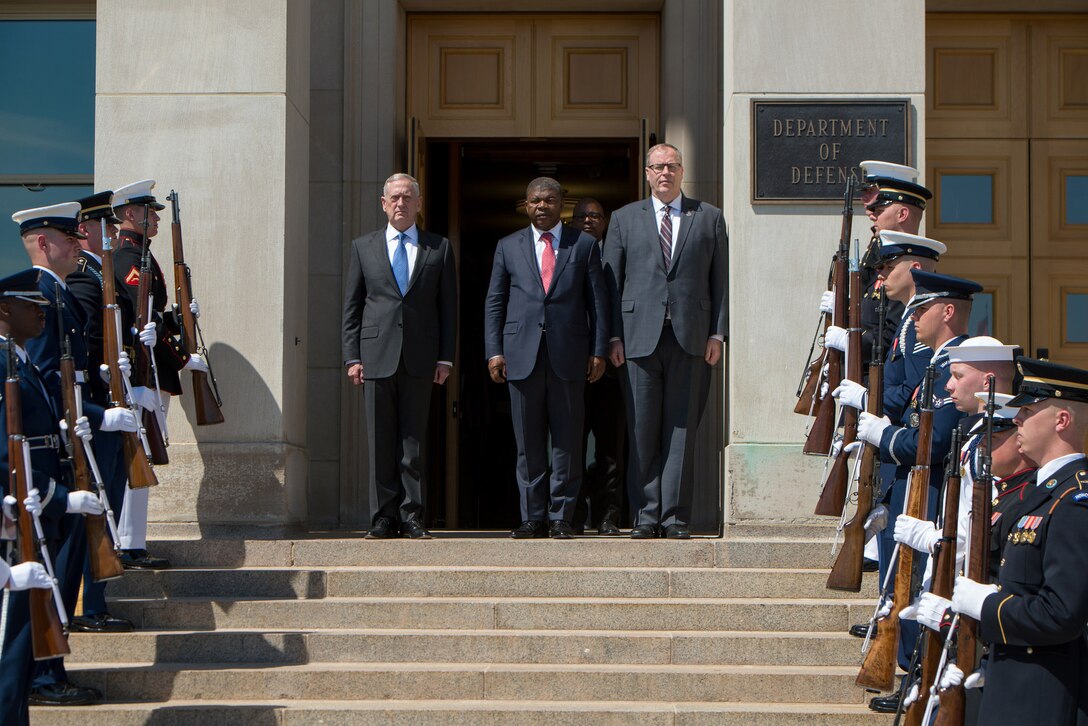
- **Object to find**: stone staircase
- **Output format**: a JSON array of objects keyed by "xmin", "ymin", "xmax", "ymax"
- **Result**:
[{"xmin": 31, "ymin": 525, "xmax": 895, "ymax": 725}]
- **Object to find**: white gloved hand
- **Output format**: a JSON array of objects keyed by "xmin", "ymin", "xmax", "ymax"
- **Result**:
[
  {"xmin": 71, "ymin": 415, "xmax": 91, "ymax": 440},
  {"xmin": 876, "ymin": 597, "xmax": 893, "ymax": 620},
  {"xmin": 915, "ymin": 592, "xmax": 952, "ymax": 632},
  {"xmin": 819, "ymin": 291, "xmax": 835, "ymax": 315},
  {"xmin": 184, "ymin": 353, "xmax": 209, "ymax": 373},
  {"xmin": 24, "ymin": 488, "xmax": 42, "ymax": 518},
  {"xmin": 964, "ymin": 663, "xmax": 986, "ymax": 689},
  {"xmin": 117, "ymin": 350, "xmax": 132, "ymax": 379},
  {"xmin": 939, "ymin": 664, "xmax": 964, "ymax": 690},
  {"xmin": 844, "ymin": 441, "xmax": 863, "ymax": 456},
  {"xmin": 7, "ymin": 561, "xmax": 52, "ymax": 591},
  {"xmin": 130, "ymin": 386, "xmax": 158, "ymax": 413},
  {"xmin": 190, "ymin": 298, "xmax": 200, "ymax": 318},
  {"xmin": 858, "ymin": 412, "xmax": 892, "ymax": 447},
  {"xmin": 894, "ymin": 514, "xmax": 941, "ymax": 554},
  {"xmin": 101, "ymin": 407, "xmax": 139, "ymax": 433},
  {"xmin": 137, "ymin": 322, "xmax": 157, "ymax": 348},
  {"xmin": 2, "ymin": 495, "xmax": 15, "ymax": 522},
  {"xmin": 952, "ymin": 575, "xmax": 999, "ymax": 621},
  {"xmin": 900, "ymin": 600, "xmax": 920, "ymax": 621},
  {"xmin": 832, "ymin": 379, "xmax": 868, "ymax": 410},
  {"xmin": 824, "ymin": 325, "xmax": 848, "ymax": 353},
  {"xmin": 864, "ymin": 504, "xmax": 888, "ymax": 541},
  {"xmin": 66, "ymin": 490, "xmax": 104, "ymax": 516},
  {"xmin": 902, "ymin": 682, "xmax": 920, "ymax": 708}
]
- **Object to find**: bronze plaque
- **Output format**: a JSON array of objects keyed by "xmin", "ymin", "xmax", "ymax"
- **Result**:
[{"xmin": 751, "ymin": 100, "xmax": 911, "ymax": 203}]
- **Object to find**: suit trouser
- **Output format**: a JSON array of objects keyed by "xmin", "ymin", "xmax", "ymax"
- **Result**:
[
  {"xmin": 575, "ymin": 372, "xmax": 625, "ymax": 528},
  {"xmin": 621, "ymin": 324, "xmax": 709, "ymax": 529},
  {"xmin": 365, "ymin": 363, "xmax": 433, "ymax": 526},
  {"xmin": 32, "ymin": 513, "xmax": 83, "ymax": 690},
  {"xmin": 508, "ymin": 340, "xmax": 585, "ymax": 523},
  {"xmin": 81, "ymin": 430, "xmax": 125, "ymax": 616},
  {"xmin": 119, "ymin": 395, "xmax": 170, "ymax": 550}
]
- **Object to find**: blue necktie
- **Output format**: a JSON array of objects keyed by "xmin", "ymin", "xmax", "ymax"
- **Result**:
[{"xmin": 392, "ymin": 233, "xmax": 409, "ymax": 295}]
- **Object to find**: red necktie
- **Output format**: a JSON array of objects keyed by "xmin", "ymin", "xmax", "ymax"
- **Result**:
[{"xmin": 540, "ymin": 232, "xmax": 555, "ymax": 291}]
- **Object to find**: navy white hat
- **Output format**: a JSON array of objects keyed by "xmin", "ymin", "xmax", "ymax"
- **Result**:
[
  {"xmin": 1008, "ymin": 356, "xmax": 1088, "ymax": 407},
  {"xmin": 970, "ymin": 392, "xmax": 1019, "ymax": 432},
  {"xmin": 78, "ymin": 191, "xmax": 121, "ymax": 224},
  {"xmin": 877, "ymin": 230, "xmax": 947, "ymax": 262},
  {"xmin": 0, "ymin": 269, "xmax": 49, "ymax": 306},
  {"xmin": 113, "ymin": 179, "xmax": 165, "ymax": 211},
  {"xmin": 860, "ymin": 160, "xmax": 933, "ymax": 210},
  {"xmin": 11, "ymin": 202, "xmax": 87, "ymax": 239},
  {"xmin": 906, "ymin": 270, "xmax": 983, "ymax": 311},
  {"xmin": 947, "ymin": 336, "xmax": 1019, "ymax": 364}
]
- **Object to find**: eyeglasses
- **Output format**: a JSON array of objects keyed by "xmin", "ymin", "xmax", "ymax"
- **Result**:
[
  {"xmin": 647, "ymin": 163, "xmax": 682, "ymax": 174},
  {"xmin": 572, "ymin": 212, "xmax": 604, "ymax": 220}
]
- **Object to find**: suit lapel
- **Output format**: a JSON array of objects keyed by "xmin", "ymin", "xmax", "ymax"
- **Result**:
[
  {"xmin": 547, "ymin": 226, "xmax": 575, "ymax": 297},
  {"xmin": 669, "ymin": 196, "xmax": 695, "ymax": 273},
  {"xmin": 645, "ymin": 200, "xmax": 666, "ymax": 273},
  {"xmin": 520, "ymin": 228, "xmax": 544, "ymax": 294},
  {"xmin": 405, "ymin": 232, "xmax": 433, "ymax": 294}
]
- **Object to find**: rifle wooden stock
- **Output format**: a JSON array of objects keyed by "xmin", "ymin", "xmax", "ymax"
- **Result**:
[
  {"xmin": 171, "ymin": 206, "xmax": 224, "ymax": 426},
  {"xmin": 101, "ymin": 240, "xmax": 158, "ymax": 489},
  {"xmin": 905, "ymin": 435, "xmax": 962, "ymax": 726},
  {"xmin": 803, "ymin": 261, "xmax": 844, "ymax": 457},
  {"xmin": 933, "ymin": 682, "xmax": 966, "ymax": 726},
  {"xmin": 794, "ymin": 351, "xmax": 823, "ymax": 415},
  {"xmin": 134, "ymin": 244, "xmax": 169, "ymax": 465},
  {"xmin": 6, "ymin": 367, "xmax": 69, "ymax": 660},
  {"xmin": 58, "ymin": 356, "xmax": 123, "ymax": 582},
  {"xmin": 857, "ymin": 378, "xmax": 935, "ymax": 691}
]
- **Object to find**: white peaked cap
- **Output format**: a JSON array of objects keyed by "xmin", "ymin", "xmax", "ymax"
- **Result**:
[
  {"xmin": 860, "ymin": 161, "xmax": 920, "ymax": 183},
  {"xmin": 946, "ymin": 336, "xmax": 1018, "ymax": 364}
]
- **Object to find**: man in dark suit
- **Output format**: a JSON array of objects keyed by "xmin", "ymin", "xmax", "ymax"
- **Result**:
[
  {"xmin": 603, "ymin": 143, "xmax": 727, "ymax": 539},
  {"xmin": 341, "ymin": 173, "xmax": 457, "ymax": 539},
  {"xmin": 484, "ymin": 178, "xmax": 609, "ymax": 539}
]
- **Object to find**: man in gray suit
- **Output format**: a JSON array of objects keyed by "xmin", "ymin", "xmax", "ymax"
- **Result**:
[
  {"xmin": 603, "ymin": 144, "xmax": 728, "ymax": 539},
  {"xmin": 342, "ymin": 173, "xmax": 457, "ymax": 539},
  {"xmin": 484, "ymin": 177, "xmax": 609, "ymax": 539}
]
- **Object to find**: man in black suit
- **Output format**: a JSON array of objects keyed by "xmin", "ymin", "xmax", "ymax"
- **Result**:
[
  {"xmin": 342, "ymin": 173, "xmax": 457, "ymax": 539},
  {"xmin": 484, "ymin": 178, "xmax": 609, "ymax": 539}
]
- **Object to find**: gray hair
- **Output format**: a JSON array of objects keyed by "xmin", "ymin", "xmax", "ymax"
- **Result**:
[
  {"xmin": 383, "ymin": 173, "xmax": 421, "ymax": 197},
  {"xmin": 645, "ymin": 143, "xmax": 683, "ymax": 167},
  {"xmin": 526, "ymin": 177, "xmax": 562, "ymax": 199}
]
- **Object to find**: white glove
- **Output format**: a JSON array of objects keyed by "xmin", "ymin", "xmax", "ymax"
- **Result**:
[
  {"xmin": 24, "ymin": 488, "xmax": 42, "ymax": 518},
  {"xmin": 101, "ymin": 407, "xmax": 139, "ymax": 433},
  {"xmin": 899, "ymin": 599, "xmax": 919, "ymax": 621},
  {"xmin": 876, "ymin": 597, "xmax": 893, "ymax": 620},
  {"xmin": 184, "ymin": 353, "xmax": 209, "ymax": 373},
  {"xmin": 894, "ymin": 515, "xmax": 941, "ymax": 554},
  {"xmin": 824, "ymin": 325, "xmax": 848, "ymax": 353},
  {"xmin": 965, "ymin": 662, "xmax": 986, "ymax": 689},
  {"xmin": 832, "ymin": 379, "xmax": 868, "ymax": 410},
  {"xmin": 902, "ymin": 682, "xmax": 920, "ymax": 708},
  {"xmin": 858, "ymin": 412, "xmax": 892, "ymax": 447},
  {"xmin": 819, "ymin": 291, "xmax": 835, "ymax": 315},
  {"xmin": 190, "ymin": 298, "xmax": 200, "ymax": 318},
  {"xmin": 952, "ymin": 575, "xmax": 999, "ymax": 621},
  {"xmin": 939, "ymin": 664, "xmax": 964, "ymax": 690},
  {"xmin": 71, "ymin": 415, "xmax": 91, "ymax": 441},
  {"xmin": 914, "ymin": 592, "xmax": 952, "ymax": 632},
  {"xmin": 137, "ymin": 322, "xmax": 157, "ymax": 348},
  {"xmin": 3, "ymin": 495, "xmax": 17, "ymax": 522},
  {"xmin": 66, "ymin": 490, "xmax": 104, "ymax": 516},
  {"xmin": 130, "ymin": 386, "xmax": 158, "ymax": 412},
  {"xmin": 7, "ymin": 561, "xmax": 52, "ymax": 591},
  {"xmin": 863, "ymin": 504, "xmax": 889, "ymax": 541},
  {"xmin": 117, "ymin": 350, "xmax": 132, "ymax": 379}
]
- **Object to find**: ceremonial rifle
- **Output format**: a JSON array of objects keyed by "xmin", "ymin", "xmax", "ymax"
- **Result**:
[
  {"xmin": 815, "ymin": 237, "xmax": 863, "ymax": 516},
  {"xmin": 826, "ymin": 286, "xmax": 887, "ymax": 591},
  {"xmin": 101, "ymin": 220, "xmax": 158, "ymax": 488},
  {"xmin": 167, "ymin": 190, "xmax": 224, "ymax": 425},
  {"xmin": 54, "ymin": 286, "xmax": 124, "ymax": 582},
  {"xmin": 134, "ymin": 206, "xmax": 169, "ymax": 464},
  {"xmin": 857, "ymin": 365, "xmax": 937, "ymax": 691},
  {"xmin": 5, "ymin": 341, "xmax": 69, "ymax": 659}
]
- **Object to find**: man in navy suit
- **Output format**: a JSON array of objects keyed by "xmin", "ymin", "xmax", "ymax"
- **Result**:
[{"xmin": 484, "ymin": 177, "xmax": 609, "ymax": 539}]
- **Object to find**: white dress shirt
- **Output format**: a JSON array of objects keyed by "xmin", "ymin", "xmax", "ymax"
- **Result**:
[
  {"xmin": 532, "ymin": 222, "xmax": 563, "ymax": 272},
  {"xmin": 650, "ymin": 194, "xmax": 681, "ymax": 256},
  {"xmin": 386, "ymin": 224, "xmax": 419, "ymax": 278},
  {"xmin": 1036, "ymin": 453, "xmax": 1087, "ymax": 486}
]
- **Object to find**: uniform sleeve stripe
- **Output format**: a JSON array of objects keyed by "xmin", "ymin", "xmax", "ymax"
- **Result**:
[{"xmin": 995, "ymin": 593, "xmax": 1015, "ymax": 644}]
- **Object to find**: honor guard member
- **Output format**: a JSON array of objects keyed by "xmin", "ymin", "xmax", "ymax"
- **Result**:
[
  {"xmin": 822, "ymin": 161, "xmax": 932, "ymax": 372},
  {"xmin": 66, "ymin": 191, "xmax": 137, "ymax": 633},
  {"xmin": 111, "ymin": 179, "xmax": 203, "ymax": 569},
  {"xmin": 0, "ymin": 268, "xmax": 105, "ymax": 719},
  {"xmin": 942, "ymin": 357, "xmax": 1088, "ymax": 724}
]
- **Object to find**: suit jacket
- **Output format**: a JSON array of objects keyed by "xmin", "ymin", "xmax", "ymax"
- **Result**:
[
  {"xmin": 603, "ymin": 194, "xmax": 728, "ymax": 358},
  {"xmin": 484, "ymin": 224, "xmax": 608, "ymax": 382},
  {"xmin": 341, "ymin": 228, "xmax": 457, "ymax": 380}
]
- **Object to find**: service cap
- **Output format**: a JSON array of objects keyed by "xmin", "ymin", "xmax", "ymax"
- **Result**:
[
  {"xmin": 1008, "ymin": 356, "xmax": 1088, "ymax": 407},
  {"xmin": 113, "ymin": 179, "xmax": 165, "ymax": 211},
  {"xmin": 906, "ymin": 270, "xmax": 983, "ymax": 311},
  {"xmin": 11, "ymin": 202, "xmax": 86, "ymax": 239}
]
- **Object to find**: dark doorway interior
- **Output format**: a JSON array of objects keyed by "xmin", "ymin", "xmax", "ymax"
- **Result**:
[{"xmin": 422, "ymin": 138, "xmax": 641, "ymax": 529}]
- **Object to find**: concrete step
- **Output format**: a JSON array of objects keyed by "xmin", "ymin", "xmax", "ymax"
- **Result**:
[
  {"xmin": 67, "ymin": 628, "xmax": 866, "ymax": 667},
  {"xmin": 109, "ymin": 566, "xmax": 876, "ymax": 600},
  {"xmin": 65, "ymin": 662, "xmax": 870, "ymax": 705},
  {"xmin": 30, "ymin": 699, "xmax": 893, "ymax": 726},
  {"xmin": 107, "ymin": 596, "xmax": 872, "ymax": 632}
]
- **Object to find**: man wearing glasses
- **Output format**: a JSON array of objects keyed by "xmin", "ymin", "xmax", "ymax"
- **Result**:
[{"xmin": 602, "ymin": 144, "xmax": 727, "ymax": 540}]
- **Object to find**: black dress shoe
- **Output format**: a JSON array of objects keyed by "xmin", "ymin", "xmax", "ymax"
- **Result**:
[
  {"xmin": 862, "ymin": 558, "xmax": 880, "ymax": 572},
  {"xmin": 848, "ymin": 622, "xmax": 871, "ymax": 638},
  {"xmin": 511, "ymin": 521, "xmax": 546, "ymax": 539},
  {"xmin": 28, "ymin": 681, "xmax": 100, "ymax": 706},
  {"xmin": 630, "ymin": 524, "xmax": 657, "ymax": 539},
  {"xmin": 119, "ymin": 549, "xmax": 170, "ymax": 570},
  {"xmin": 402, "ymin": 519, "xmax": 433, "ymax": 540},
  {"xmin": 664, "ymin": 524, "xmax": 691, "ymax": 539},
  {"xmin": 70, "ymin": 612, "xmax": 134, "ymax": 633},
  {"xmin": 365, "ymin": 517, "xmax": 400, "ymax": 539},
  {"xmin": 549, "ymin": 521, "xmax": 574, "ymax": 539},
  {"xmin": 598, "ymin": 520, "xmax": 622, "ymax": 536}
]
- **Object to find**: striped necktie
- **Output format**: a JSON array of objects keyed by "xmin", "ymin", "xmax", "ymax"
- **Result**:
[{"xmin": 659, "ymin": 205, "xmax": 673, "ymax": 268}]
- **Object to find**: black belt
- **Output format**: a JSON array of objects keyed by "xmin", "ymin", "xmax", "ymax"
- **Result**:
[{"xmin": 26, "ymin": 434, "xmax": 61, "ymax": 451}]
